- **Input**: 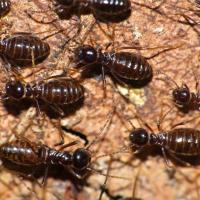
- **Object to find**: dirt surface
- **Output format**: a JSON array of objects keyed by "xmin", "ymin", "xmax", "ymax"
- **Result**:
[{"xmin": 0, "ymin": 0, "xmax": 200, "ymax": 200}]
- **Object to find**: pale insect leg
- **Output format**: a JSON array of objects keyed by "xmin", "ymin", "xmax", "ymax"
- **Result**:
[
  {"xmin": 98, "ymin": 156, "xmax": 113, "ymax": 200},
  {"xmin": 132, "ymin": 163, "xmax": 142, "ymax": 199},
  {"xmin": 25, "ymin": 4, "xmax": 57, "ymax": 25},
  {"xmin": 30, "ymin": 48, "xmax": 43, "ymax": 116},
  {"xmin": 171, "ymin": 115, "xmax": 200, "ymax": 129}
]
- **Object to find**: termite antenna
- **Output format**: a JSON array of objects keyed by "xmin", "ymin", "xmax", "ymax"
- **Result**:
[
  {"xmin": 98, "ymin": 156, "xmax": 113, "ymax": 200},
  {"xmin": 94, "ymin": 145, "xmax": 131, "ymax": 160},
  {"xmin": 86, "ymin": 166, "xmax": 131, "ymax": 180},
  {"xmin": 145, "ymin": 43, "xmax": 183, "ymax": 60},
  {"xmin": 131, "ymin": 163, "xmax": 143, "ymax": 199},
  {"xmin": 155, "ymin": 70, "xmax": 179, "ymax": 90},
  {"xmin": 86, "ymin": 105, "xmax": 115, "ymax": 150}
]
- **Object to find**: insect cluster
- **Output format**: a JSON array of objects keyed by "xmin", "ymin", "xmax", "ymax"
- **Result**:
[{"xmin": 0, "ymin": 0, "xmax": 199, "ymax": 199}]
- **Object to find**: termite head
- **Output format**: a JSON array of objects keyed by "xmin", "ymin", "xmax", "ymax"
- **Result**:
[
  {"xmin": 72, "ymin": 148, "xmax": 91, "ymax": 170},
  {"xmin": 172, "ymin": 84, "xmax": 191, "ymax": 106},
  {"xmin": 5, "ymin": 81, "xmax": 24, "ymax": 99},
  {"xmin": 129, "ymin": 128, "xmax": 149, "ymax": 147},
  {"xmin": 54, "ymin": 0, "xmax": 74, "ymax": 19},
  {"xmin": 74, "ymin": 45, "xmax": 98, "ymax": 64}
]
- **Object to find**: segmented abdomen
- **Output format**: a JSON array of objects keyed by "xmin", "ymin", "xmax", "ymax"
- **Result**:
[
  {"xmin": 91, "ymin": 0, "xmax": 131, "ymax": 22},
  {"xmin": 0, "ymin": 33, "xmax": 50, "ymax": 66},
  {"xmin": 0, "ymin": 0, "xmax": 10, "ymax": 17},
  {"xmin": 104, "ymin": 52, "xmax": 153, "ymax": 81},
  {"xmin": 33, "ymin": 79, "xmax": 85, "ymax": 104},
  {"xmin": 0, "ymin": 140, "xmax": 40, "ymax": 165},
  {"xmin": 165, "ymin": 128, "xmax": 200, "ymax": 156}
]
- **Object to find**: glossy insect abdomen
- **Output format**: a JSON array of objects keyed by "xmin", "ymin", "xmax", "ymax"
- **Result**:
[
  {"xmin": 33, "ymin": 79, "xmax": 85, "ymax": 105},
  {"xmin": 0, "ymin": 33, "xmax": 50, "ymax": 66},
  {"xmin": 165, "ymin": 128, "xmax": 200, "ymax": 156},
  {"xmin": 90, "ymin": 0, "xmax": 131, "ymax": 22},
  {"xmin": 0, "ymin": 0, "xmax": 11, "ymax": 18},
  {"xmin": 104, "ymin": 52, "xmax": 153, "ymax": 81},
  {"xmin": 0, "ymin": 140, "xmax": 40, "ymax": 165}
]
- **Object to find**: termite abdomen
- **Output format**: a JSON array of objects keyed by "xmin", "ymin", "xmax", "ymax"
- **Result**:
[
  {"xmin": 91, "ymin": 0, "xmax": 131, "ymax": 22},
  {"xmin": 0, "ymin": 33, "xmax": 50, "ymax": 67},
  {"xmin": 0, "ymin": 140, "xmax": 40, "ymax": 165},
  {"xmin": 0, "ymin": 0, "xmax": 11, "ymax": 18},
  {"xmin": 165, "ymin": 128, "xmax": 200, "ymax": 156},
  {"xmin": 104, "ymin": 52, "xmax": 153, "ymax": 81},
  {"xmin": 33, "ymin": 78, "xmax": 85, "ymax": 105}
]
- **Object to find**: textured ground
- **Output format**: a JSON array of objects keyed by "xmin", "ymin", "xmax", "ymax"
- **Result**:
[{"xmin": 0, "ymin": 0, "xmax": 200, "ymax": 199}]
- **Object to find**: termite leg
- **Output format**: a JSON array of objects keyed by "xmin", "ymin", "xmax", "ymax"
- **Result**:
[
  {"xmin": 171, "ymin": 116, "xmax": 200, "ymax": 129},
  {"xmin": 161, "ymin": 147, "xmax": 174, "ymax": 168},
  {"xmin": 168, "ymin": 151, "xmax": 191, "ymax": 167},
  {"xmin": 58, "ymin": 141, "xmax": 79, "ymax": 151},
  {"xmin": 157, "ymin": 106, "xmax": 174, "ymax": 131},
  {"xmin": 98, "ymin": 156, "xmax": 113, "ymax": 200},
  {"xmin": 41, "ymin": 165, "xmax": 49, "ymax": 186},
  {"xmin": 101, "ymin": 66, "xmax": 107, "ymax": 99},
  {"xmin": 50, "ymin": 117, "xmax": 65, "ymax": 146}
]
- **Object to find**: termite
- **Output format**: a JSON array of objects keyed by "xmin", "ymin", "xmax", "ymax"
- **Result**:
[
  {"xmin": 0, "ymin": 0, "xmax": 11, "ymax": 18},
  {"xmin": 0, "ymin": 138, "xmax": 91, "ymax": 180},
  {"xmin": 157, "ymin": 70, "xmax": 200, "ymax": 111},
  {"xmin": 0, "ymin": 32, "xmax": 50, "ymax": 67},
  {"xmin": 127, "ymin": 108, "xmax": 200, "ymax": 167},
  {"xmin": 74, "ymin": 45, "xmax": 153, "ymax": 86},
  {"xmin": 129, "ymin": 127, "xmax": 200, "ymax": 159},
  {"xmin": 3, "ymin": 77, "xmax": 85, "ymax": 114},
  {"xmin": 74, "ymin": 44, "xmax": 180, "ymax": 90}
]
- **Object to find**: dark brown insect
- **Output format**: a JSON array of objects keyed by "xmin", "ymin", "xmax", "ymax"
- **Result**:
[
  {"xmin": 0, "ymin": 32, "xmax": 50, "ymax": 67},
  {"xmin": 2, "ymin": 77, "xmax": 85, "ymax": 145},
  {"xmin": 0, "ymin": 138, "xmax": 91, "ymax": 179},
  {"xmin": 74, "ymin": 45, "xmax": 153, "ymax": 84},
  {"xmin": 53, "ymin": 0, "xmax": 131, "ymax": 22},
  {"xmin": 129, "ymin": 127, "xmax": 200, "ymax": 166},
  {"xmin": 0, "ymin": 0, "xmax": 11, "ymax": 18},
  {"xmin": 172, "ymin": 84, "xmax": 200, "ymax": 111},
  {"xmin": 157, "ymin": 71, "xmax": 200, "ymax": 111},
  {"xmin": 4, "ymin": 77, "xmax": 85, "ymax": 105}
]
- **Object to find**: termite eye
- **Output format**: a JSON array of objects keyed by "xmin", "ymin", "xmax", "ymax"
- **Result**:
[
  {"xmin": 75, "ymin": 45, "xmax": 97, "ymax": 64},
  {"xmin": 173, "ymin": 88, "xmax": 190, "ymax": 104},
  {"xmin": 129, "ymin": 128, "xmax": 148, "ymax": 146},
  {"xmin": 5, "ymin": 81, "xmax": 24, "ymax": 99},
  {"xmin": 73, "ymin": 148, "xmax": 91, "ymax": 170}
]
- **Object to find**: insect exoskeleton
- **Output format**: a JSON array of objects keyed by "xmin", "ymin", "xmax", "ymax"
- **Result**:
[
  {"xmin": 53, "ymin": 0, "xmax": 131, "ymax": 22},
  {"xmin": 0, "ymin": 0, "xmax": 11, "ymax": 18},
  {"xmin": 129, "ymin": 127, "xmax": 200, "ymax": 158},
  {"xmin": 4, "ymin": 77, "xmax": 85, "ymax": 105},
  {"xmin": 74, "ymin": 45, "xmax": 153, "ymax": 83},
  {"xmin": 0, "ymin": 32, "xmax": 50, "ymax": 67}
]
